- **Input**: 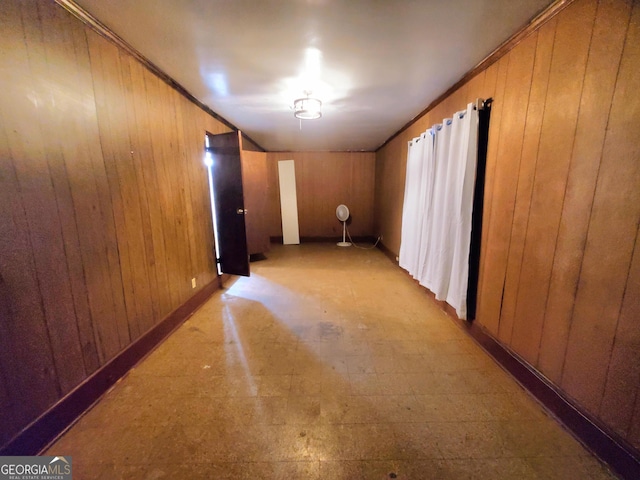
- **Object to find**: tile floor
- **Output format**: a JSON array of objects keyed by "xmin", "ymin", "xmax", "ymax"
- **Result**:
[{"xmin": 46, "ymin": 243, "xmax": 618, "ymax": 479}]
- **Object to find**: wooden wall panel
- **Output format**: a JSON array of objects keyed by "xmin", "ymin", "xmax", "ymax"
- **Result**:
[
  {"xmin": 87, "ymin": 31, "xmax": 138, "ymax": 351},
  {"xmin": 599, "ymin": 223, "xmax": 640, "ymax": 439},
  {"xmin": 0, "ymin": 73, "xmax": 59, "ymax": 443},
  {"xmin": 0, "ymin": 354, "xmax": 16, "ymax": 448},
  {"xmin": 137, "ymin": 66, "xmax": 174, "ymax": 322},
  {"xmin": 631, "ymin": 396, "xmax": 640, "ymax": 449},
  {"xmin": 168, "ymin": 94, "xmax": 193, "ymax": 305},
  {"xmin": 538, "ymin": 0, "xmax": 631, "ymax": 383},
  {"xmin": 475, "ymin": 55, "xmax": 509, "ymax": 336},
  {"xmin": 511, "ymin": 0, "xmax": 597, "ymax": 364},
  {"xmin": 374, "ymin": 0, "xmax": 640, "ymax": 453},
  {"xmin": 499, "ymin": 23, "xmax": 555, "ymax": 347},
  {"xmin": 374, "ymin": 136, "xmax": 406, "ymax": 253},
  {"xmin": 146, "ymin": 73, "xmax": 180, "ymax": 310},
  {"xmin": 562, "ymin": 0, "xmax": 640, "ymax": 412},
  {"xmin": 0, "ymin": 0, "xmax": 71, "ymax": 431},
  {"xmin": 177, "ymin": 96, "xmax": 199, "ymax": 295},
  {"xmin": 156, "ymin": 82, "xmax": 182, "ymax": 306},
  {"xmin": 121, "ymin": 55, "xmax": 161, "ymax": 334},
  {"xmin": 0, "ymin": 115, "xmax": 20, "ymax": 447},
  {"xmin": 267, "ymin": 152, "xmax": 376, "ymax": 239},
  {"xmin": 0, "ymin": 0, "xmax": 225, "ymax": 450},
  {"xmin": 71, "ymin": 10, "xmax": 132, "ymax": 358},
  {"xmin": 188, "ymin": 95, "xmax": 212, "ymax": 288},
  {"xmin": 14, "ymin": 2, "xmax": 90, "ymax": 393},
  {"xmin": 68, "ymin": 15, "xmax": 133, "ymax": 357},
  {"xmin": 242, "ymin": 151, "xmax": 270, "ymax": 255},
  {"xmin": 350, "ymin": 154, "xmax": 376, "ymax": 237},
  {"xmin": 479, "ymin": 35, "xmax": 537, "ymax": 341},
  {"xmin": 88, "ymin": 33, "xmax": 151, "ymax": 341},
  {"xmin": 183, "ymin": 106, "xmax": 217, "ymax": 289}
]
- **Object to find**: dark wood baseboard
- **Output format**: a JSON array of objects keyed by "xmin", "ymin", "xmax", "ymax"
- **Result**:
[
  {"xmin": 0, "ymin": 279, "xmax": 220, "ymax": 456},
  {"xmin": 378, "ymin": 241, "xmax": 640, "ymax": 480},
  {"xmin": 464, "ymin": 320, "xmax": 640, "ymax": 480}
]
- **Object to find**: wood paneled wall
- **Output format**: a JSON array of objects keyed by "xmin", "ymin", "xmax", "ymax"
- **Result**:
[
  {"xmin": 267, "ymin": 152, "xmax": 376, "ymax": 239},
  {"xmin": 0, "ymin": 0, "xmax": 228, "ymax": 449},
  {"xmin": 375, "ymin": 0, "xmax": 640, "ymax": 452}
]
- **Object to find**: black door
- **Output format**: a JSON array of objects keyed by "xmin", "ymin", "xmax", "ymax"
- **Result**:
[{"xmin": 206, "ymin": 131, "xmax": 250, "ymax": 276}]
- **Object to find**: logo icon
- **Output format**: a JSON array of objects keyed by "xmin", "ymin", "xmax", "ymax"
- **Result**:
[{"xmin": 0, "ymin": 456, "xmax": 73, "ymax": 479}]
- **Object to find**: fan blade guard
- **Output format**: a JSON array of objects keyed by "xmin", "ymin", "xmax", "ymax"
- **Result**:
[{"xmin": 336, "ymin": 204, "xmax": 350, "ymax": 222}]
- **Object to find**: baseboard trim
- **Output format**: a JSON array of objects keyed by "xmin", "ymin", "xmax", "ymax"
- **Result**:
[
  {"xmin": 0, "ymin": 279, "xmax": 220, "ymax": 456},
  {"xmin": 463, "ymin": 320, "xmax": 640, "ymax": 480},
  {"xmin": 379, "ymin": 242, "xmax": 640, "ymax": 480}
]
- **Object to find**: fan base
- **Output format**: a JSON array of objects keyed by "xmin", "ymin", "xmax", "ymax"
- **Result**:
[{"xmin": 337, "ymin": 241, "xmax": 352, "ymax": 247}]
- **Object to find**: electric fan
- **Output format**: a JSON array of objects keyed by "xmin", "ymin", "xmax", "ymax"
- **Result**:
[{"xmin": 336, "ymin": 204, "xmax": 352, "ymax": 247}]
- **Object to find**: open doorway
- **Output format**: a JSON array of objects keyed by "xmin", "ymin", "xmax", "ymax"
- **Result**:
[
  {"xmin": 204, "ymin": 134, "xmax": 222, "ymax": 275},
  {"xmin": 204, "ymin": 131, "xmax": 250, "ymax": 277}
]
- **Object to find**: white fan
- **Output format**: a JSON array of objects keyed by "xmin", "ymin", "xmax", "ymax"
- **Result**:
[{"xmin": 336, "ymin": 204, "xmax": 352, "ymax": 247}]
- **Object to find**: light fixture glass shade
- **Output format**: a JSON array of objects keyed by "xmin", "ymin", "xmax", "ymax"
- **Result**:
[{"xmin": 293, "ymin": 96, "xmax": 322, "ymax": 120}]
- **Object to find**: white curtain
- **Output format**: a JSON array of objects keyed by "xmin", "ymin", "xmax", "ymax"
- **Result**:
[
  {"xmin": 399, "ymin": 130, "xmax": 435, "ymax": 279},
  {"xmin": 398, "ymin": 134, "xmax": 423, "ymax": 275},
  {"xmin": 398, "ymin": 103, "xmax": 479, "ymax": 319}
]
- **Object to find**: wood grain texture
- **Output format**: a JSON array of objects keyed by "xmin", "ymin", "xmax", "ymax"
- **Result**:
[
  {"xmin": 242, "ymin": 150, "xmax": 270, "ymax": 255},
  {"xmin": 0, "ymin": 1, "xmax": 67, "ymax": 426},
  {"xmin": 267, "ymin": 152, "xmax": 375, "ymax": 239},
  {"xmin": 479, "ymin": 33, "xmax": 537, "ymax": 343},
  {"xmin": 153, "ymin": 78, "xmax": 186, "ymax": 308},
  {"xmin": 18, "ymin": 2, "xmax": 89, "ymax": 393},
  {"xmin": 177, "ymin": 95, "xmax": 201, "ymax": 298},
  {"xmin": 69, "ymin": 14, "xmax": 132, "ymax": 356},
  {"xmin": 538, "ymin": 0, "xmax": 631, "ymax": 383},
  {"xmin": 498, "ymin": 25, "xmax": 555, "ymax": 346},
  {"xmin": 374, "ymin": 136, "xmax": 406, "ymax": 254},
  {"xmin": 121, "ymin": 54, "xmax": 160, "ymax": 335},
  {"xmin": 475, "ymin": 54, "xmax": 510, "ymax": 336},
  {"xmin": 136, "ymin": 66, "xmax": 173, "ymax": 322},
  {"xmin": 561, "ymin": 0, "xmax": 640, "ymax": 413},
  {"xmin": 168, "ymin": 93, "xmax": 193, "ymax": 305},
  {"xmin": 0, "ymin": 0, "xmax": 224, "ymax": 450},
  {"xmin": 510, "ymin": 0, "xmax": 597, "ymax": 365},
  {"xmin": 599, "ymin": 222, "xmax": 640, "ymax": 439},
  {"xmin": 90, "ymin": 35, "xmax": 150, "ymax": 341},
  {"xmin": 188, "ymin": 111, "xmax": 217, "ymax": 287},
  {"xmin": 631, "ymin": 398, "xmax": 640, "ymax": 452},
  {"xmin": 0, "ymin": 353, "xmax": 16, "ymax": 448}
]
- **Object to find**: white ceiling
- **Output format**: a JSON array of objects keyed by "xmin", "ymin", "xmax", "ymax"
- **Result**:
[{"xmin": 74, "ymin": 0, "xmax": 553, "ymax": 151}]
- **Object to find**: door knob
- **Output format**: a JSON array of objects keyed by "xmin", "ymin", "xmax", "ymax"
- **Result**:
[{"xmin": 236, "ymin": 208, "xmax": 247, "ymax": 214}]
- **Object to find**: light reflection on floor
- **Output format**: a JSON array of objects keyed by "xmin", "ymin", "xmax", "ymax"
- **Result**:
[{"xmin": 46, "ymin": 243, "xmax": 618, "ymax": 479}]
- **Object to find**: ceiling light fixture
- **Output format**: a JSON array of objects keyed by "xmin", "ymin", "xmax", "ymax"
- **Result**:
[{"xmin": 293, "ymin": 91, "xmax": 322, "ymax": 120}]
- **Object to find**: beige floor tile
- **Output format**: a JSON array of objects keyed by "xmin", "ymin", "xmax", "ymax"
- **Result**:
[
  {"xmin": 44, "ymin": 244, "xmax": 618, "ymax": 479},
  {"xmin": 377, "ymin": 373, "xmax": 415, "ymax": 396},
  {"xmin": 349, "ymin": 373, "xmax": 383, "ymax": 396},
  {"xmin": 285, "ymin": 395, "xmax": 322, "ymax": 425},
  {"xmin": 290, "ymin": 374, "xmax": 323, "ymax": 396},
  {"xmin": 439, "ymin": 457, "xmax": 540, "ymax": 480},
  {"xmin": 427, "ymin": 421, "xmax": 508, "ymax": 459}
]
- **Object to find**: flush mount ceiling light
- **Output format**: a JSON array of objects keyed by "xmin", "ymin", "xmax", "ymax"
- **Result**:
[{"xmin": 293, "ymin": 91, "xmax": 322, "ymax": 120}]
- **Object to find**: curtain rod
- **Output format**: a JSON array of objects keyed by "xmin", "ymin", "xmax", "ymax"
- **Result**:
[{"xmin": 475, "ymin": 97, "xmax": 494, "ymax": 111}]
